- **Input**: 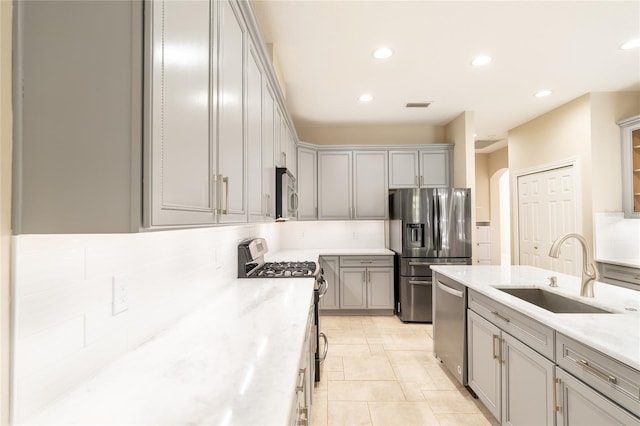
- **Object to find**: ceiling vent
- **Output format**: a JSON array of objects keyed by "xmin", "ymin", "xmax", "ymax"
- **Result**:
[
  {"xmin": 475, "ymin": 139, "xmax": 502, "ymax": 150},
  {"xmin": 405, "ymin": 102, "xmax": 431, "ymax": 108}
]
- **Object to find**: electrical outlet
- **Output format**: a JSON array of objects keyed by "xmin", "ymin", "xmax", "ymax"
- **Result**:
[
  {"xmin": 352, "ymin": 232, "xmax": 358, "ymax": 240},
  {"xmin": 112, "ymin": 276, "xmax": 128, "ymax": 315},
  {"xmin": 300, "ymin": 232, "xmax": 305, "ymax": 239}
]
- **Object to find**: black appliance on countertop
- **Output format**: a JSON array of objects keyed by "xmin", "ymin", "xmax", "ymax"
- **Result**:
[{"xmin": 237, "ymin": 238, "xmax": 328, "ymax": 382}]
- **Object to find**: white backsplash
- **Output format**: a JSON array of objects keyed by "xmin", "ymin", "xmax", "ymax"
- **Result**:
[
  {"xmin": 593, "ymin": 212, "xmax": 640, "ymax": 266},
  {"xmin": 278, "ymin": 220, "xmax": 386, "ymax": 249},
  {"xmin": 11, "ymin": 223, "xmax": 280, "ymax": 423}
]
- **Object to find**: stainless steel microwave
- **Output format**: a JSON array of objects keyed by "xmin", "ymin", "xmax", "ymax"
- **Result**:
[{"xmin": 275, "ymin": 167, "xmax": 298, "ymax": 220}]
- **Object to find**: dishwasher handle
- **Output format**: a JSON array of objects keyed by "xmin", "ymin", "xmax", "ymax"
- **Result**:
[{"xmin": 436, "ymin": 280, "xmax": 464, "ymax": 298}]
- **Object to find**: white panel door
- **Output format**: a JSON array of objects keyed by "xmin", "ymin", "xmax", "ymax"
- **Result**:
[
  {"xmin": 150, "ymin": 0, "xmax": 215, "ymax": 226},
  {"xmin": 217, "ymin": 0, "xmax": 246, "ymax": 223},
  {"xmin": 518, "ymin": 166, "xmax": 578, "ymax": 275},
  {"xmin": 318, "ymin": 151, "xmax": 352, "ymax": 220},
  {"xmin": 353, "ymin": 151, "xmax": 387, "ymax": 219},
  {"xmin": 297, "ymin": 148, "xmax": 317, "ymax": 220},
  {"xmin": 247, "ymin": 47, "xmax": 263, "ymax": 222},
  {"xmin": 388, "ymin": 151, "xmax": 419, "ymax": 188}
]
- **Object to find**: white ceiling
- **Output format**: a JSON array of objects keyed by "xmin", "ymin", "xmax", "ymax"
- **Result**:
[{"xmin": 251, "ymin": 0, "xmax": 640, "ymax": 147}]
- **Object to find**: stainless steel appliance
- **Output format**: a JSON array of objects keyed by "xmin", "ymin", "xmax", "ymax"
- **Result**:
[
  {"xmin": 433, "ymin": 272, "xmax": 467, "ymax": 385},
  {"xmin": 389, "ymin": 188, "xmax": 471, "ymax": 322},
  {"xmin": 237, "ymin": 238, "xmax": 328, "ymax": 382},
  {"xmin": 275, "ymin": 167, "xmax": 298, "ymax": 221}
]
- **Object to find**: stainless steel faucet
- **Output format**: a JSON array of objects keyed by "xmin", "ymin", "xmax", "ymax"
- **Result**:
[{"xmin": 548, "ymin": 233, "xmax": 598, "ymax": 297}]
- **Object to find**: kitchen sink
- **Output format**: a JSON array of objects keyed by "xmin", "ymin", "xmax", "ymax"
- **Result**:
[{"xmin": 496, "ymin": 288, "xmax": 613, "ymax": 314}]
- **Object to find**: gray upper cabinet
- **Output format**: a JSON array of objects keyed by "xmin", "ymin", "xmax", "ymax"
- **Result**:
[
  {"xmin": 217, "ymin": 0, "xmax": 246, "ymax": 223},
  {"xmin": 318, "ymin": 151, "xmax": 353, "ymax": 220},
  {"xmin": 247, "ymin": 46, "xmax": 263, "ymax": 222},
  {"xmin": 353, "ymin": 151, "xmax": 388, "ymax": 219},
  {"xmin": 146, "ymin": 0, "xmax": 216, "ymax": 227},
  {"xmin": 388, "ymin": 146, "xmax": 453, "ymax": 189},
  {"xmin": 262, "ymin": 84, "xmax": 276, "ymax": 220},
  {"xmin": 13, "ymin": 1, "xmax": 143, "ymax": 233},
  {"xmin": 14, "ymin": 0, "xmax": 298, "ymax": 233},
  {"xmin": 297, "ymin": 147, "xmax": 318, "ymax": 221}
]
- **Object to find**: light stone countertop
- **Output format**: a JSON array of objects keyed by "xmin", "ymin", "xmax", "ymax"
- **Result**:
[
  {"xmin": 595, "ymin": 257, "xmax": 640, "ymax": 269},
  {"xmin": 24, "ymin": 277, "xmax": 315, "ymax": 426},
  {"xmin": 23, "ymin": 248, "xmax": 393, "ymax": 425},
  {"xmin": 430, "ymin": 265, "xmax": 640, "ymax": 371}
]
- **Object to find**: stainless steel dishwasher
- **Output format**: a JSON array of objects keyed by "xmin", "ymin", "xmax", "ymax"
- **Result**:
[{"xmin": 433, "ymin": 272, "xmax": 468, "ymax": 386}]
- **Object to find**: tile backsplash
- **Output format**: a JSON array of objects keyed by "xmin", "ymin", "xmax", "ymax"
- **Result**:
[
  {"xmin": 12, "ymin": 223, "xmax": 280, "ymax": 423},
  {"xmin": 278, "ymin": 220, "xmax": 386, "ymax": 249},
  {"xmin": 593, "ymin": 212, "xmax": 640, "ymax": 265},
  {"xmin": 12, "ymin": 220, "xmax": 388, "ymax": 422}
]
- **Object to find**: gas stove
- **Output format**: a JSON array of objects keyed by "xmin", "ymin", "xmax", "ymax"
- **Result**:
[
  {"xmin": 237, "ymin": 237, "xmax": 328, "ymax": 383},
  {"xmin": 237, "ymin": 238, "xmax": 319, "ymax": 279},
  {"xmin": 252, "ymin": 261, "xmax": 318, "ymax": 278}
]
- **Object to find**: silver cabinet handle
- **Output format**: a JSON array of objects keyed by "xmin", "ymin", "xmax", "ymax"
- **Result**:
[
  {"xmin": 296, "ymin": 368, "xmax": 306, "ymax": 392},
  {"xmin": 437, "ymin": 281, "xmax": 463, "ymax": 298},
  {"xmin": 553, "ymin": 378, "xmax": 562, "ymax": 413},
  {"xmin": 408, "ymin": 280, "xmax": 431, "ymax": 286},
  {"xmin": 319, "ymin": 332, "xmax": 328, "ymax": 362},
  {"xmin": 576, "ymin": 359, "xmax": 617, "ymax": 384},
  {"xmin": 408, "ymin": 261, "xmax": 433, "ymax": 266},
  {"xmin": 491, "ymin": 311, "xmax": 510, "ymax": 323},
  {"xmin": 222, "ymin": 176, "xmax": 229, "ymax": 215},
  {"xmin": 492, "ymin": 334, "xmax": 500, "ymax": 360}
]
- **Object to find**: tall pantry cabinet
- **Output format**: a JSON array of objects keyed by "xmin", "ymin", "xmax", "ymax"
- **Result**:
[{"xmin": 13, "ymin": 0, "xmax": 298, "ymax": 233}]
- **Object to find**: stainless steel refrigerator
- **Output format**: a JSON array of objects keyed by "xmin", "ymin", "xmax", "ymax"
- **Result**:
[{"xmin": 389, "ymin": 188, "xmax": 471, "ymax": 322}]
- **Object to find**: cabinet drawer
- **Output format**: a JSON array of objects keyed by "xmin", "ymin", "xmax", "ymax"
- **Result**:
[
  {"xmin": 468, "ymin": 290, "xmax": 555, "ymax": 360},
  {"xmin": 600, "ymin": 262, "xmax": 640, "ymax": 286},
  {"xmin": 340, "ymin": 256, "xmax": 393, "ymax": 268},
  {"xmin": 556, "ymin": 333, "xmax": 640, "ymax": 417}
]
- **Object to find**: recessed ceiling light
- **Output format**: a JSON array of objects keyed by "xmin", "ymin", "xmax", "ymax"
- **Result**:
[
  {"xmin": 373, "ymin": 47, "xmax": 393, "ymax": 59},
  {"xmin": 471, "ymin": 55, "xmax": 492, "ymax": 66},
  {"xmin": 620, "ymin": 37, "xmax": 640, "ymax": 50},
  {"xmin": 359, "ymin": 93, "xmax": 373, "ymax": 102},
  {"xmin": 535, "ymin": 89, "xmax": 552, "ymax": 98}
]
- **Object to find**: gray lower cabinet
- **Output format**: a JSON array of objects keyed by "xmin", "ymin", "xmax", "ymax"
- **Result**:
[
  {"xmin": 597, "ymin": 261, "xmax": 640, "ymax": 291},
  {"xmin": 467, "ymin": 309, "xmax": 555, "ymax": 425},
  {"xmin": 555, "ymin": 367, "xmax": 640, "ymax": 426},
  {"xmin": 321, "ymin": 255, "xmax": 394, "ymax": 313},
  {"xmin": 319, "ymin": 256, "xmax": 339, "ymax": 310},
  {"xmin": 340, "ymin": 268, "xmax": 368, "ymax": 309}
]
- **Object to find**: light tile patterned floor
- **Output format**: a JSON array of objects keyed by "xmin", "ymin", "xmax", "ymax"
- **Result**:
[{"xmin": 311, "ymin": 315, "xmax": 499, "ymax": 426}]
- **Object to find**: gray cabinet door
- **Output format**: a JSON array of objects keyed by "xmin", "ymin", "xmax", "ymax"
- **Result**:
[
  {"xmin": 419, "ymin": 149, "xmax": 451, "ymax": 187},
  {"xmin": 148, "ymin": 0, "xmax": 216, "ymax": 226},
  {"xmin": 262, "ymin": 84, "xmax": 276, "ymax": 220},
  {"xmin": 388, "ymin": 151, "xmax": 419, "ymax": 188},
  {"xmin": 340, "ymin": 268, "xmax": 367, "ymax": 309},
  {"xmin": 318, "ymin": 151, "xmax": 353, "ymax": 220},
  {"xmin": 556, "ymin": 367, "xmax": 640, "ymax": 426},
  {"xmin": 297, "ymin": 148, "xmax": 318, "ymax": 221},
  {"xmin": 467, "ymin": 310, "xmax": 501, "ymax": 422},
  {"xmin": 319, "ymin": 256, "xmax": 340, "ymax": 310},
  {"xmin": 367, "ymin": 268, "xmax": 394, "ymax": 309},
  {"xmin": 353, "ymin": 151, "xmax": 388, "ymax": 219},
  {"xmin": 217, "ymin": 0, "xmax": 246, "ymax": 223},
  {"xmin": 502, "ymin": 333, "xmax": 554, "ymax": 426},
  {"xmin": 247, "ymin": 46, "xmax": 263, "ymax": 222}
]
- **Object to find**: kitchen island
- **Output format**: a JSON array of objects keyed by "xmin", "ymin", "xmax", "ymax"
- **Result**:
[{"xmin": 431, "ymin": 264, "xmax": 640, "ymax": 424}]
